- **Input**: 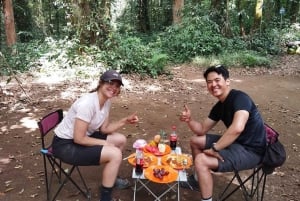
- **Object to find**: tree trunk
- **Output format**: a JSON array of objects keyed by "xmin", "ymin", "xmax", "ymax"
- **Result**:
[
  {"xmin": 289, "ymin": 0, "xmax": 299, "ymax": 23},
  {"xmin": 173, "ymin": 0, "xmax": 184, "ymax": 24},
  {"xmin": 236, "ymin": 0, "xmax": 246, "ymax": 37},
  {"xmin": 251, "ymin": 0, "xmax": 263, "ymax": 34},
  {"xmin": 223, "ymin": 0, "xmax": 232, "ymax": 37},
  {"xmin": 211, "ymin": 0, "xmax": 231, "ymax": 36},
  {"xmin": 138, "ymin": 0, "xmax": 150, "ymax": 32},
  {"xmin": 3, "ymin": 0, "xmax": 17, "ymax": 47}
]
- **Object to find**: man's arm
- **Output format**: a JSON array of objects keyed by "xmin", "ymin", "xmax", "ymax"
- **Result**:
[
  {"xmin": 180, "ymin": 104, "xmax": 216, "ymax": 136},
  {"xmin": 213, "ymin": 110, "xmax": 249, "ymax": 151},
  {"xmin": 187, "ymin": 117, "xmax": 216, "ymax": 136}
]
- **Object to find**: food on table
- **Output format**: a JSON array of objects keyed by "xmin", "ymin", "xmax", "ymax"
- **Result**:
[
  {"xmin": 145, "ymin": 134, "xmax": 162, "ymax": 154},
  {"xmin": 144, "ymin": 165, "xmax": 178, "ymax": 183},
  {"xmin": 145, "ymin": 145, "xmax": 161, "ymax": 155},
  {"xmin": 144, "ymin": 134, "xmax": 171, "ymax": 155},
  {"xmin": 133, "ymin": 155, "xmax": 152, "ymax": 167},
  {"xmin": 149, "ymin": 134, "xmax": 161, "ymax": 147},
  {"xmin": 158, "ymin": 143, "xmax": 166, "ymax": 153},
  {"xmin": 154, "ymin": 134, "xmax": 161, "ymax": 144},
  {"xmin": 153, "ymin": 167, "xmax": 169, "ymax": 179},
  {"xmin": 163, "ymin": 154, "xmax": 192, "ymax": 169},
  {"xmin": 128, "ymin": 153, "xmax": 157, "ymax": 168}
]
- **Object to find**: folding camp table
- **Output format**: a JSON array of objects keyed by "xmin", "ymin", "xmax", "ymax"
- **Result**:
[{"xmin": 132, "ymin": 147, "xmax": 188, "ymax": 201}]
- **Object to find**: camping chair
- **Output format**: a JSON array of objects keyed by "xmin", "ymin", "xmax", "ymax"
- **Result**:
[
  {"xmin": 38, "ymin": 109, "xmax": 91, "ymax": 201},
  {"xmin": 217, "ymin": 164, "xmax": 274, "ymax": 201},
  {"xmin": 217, "ymin": 123, "xmax": 282, "ymax": 201}
]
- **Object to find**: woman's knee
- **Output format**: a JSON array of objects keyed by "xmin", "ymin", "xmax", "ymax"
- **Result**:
[
  {"xmin": 118, "ymin": 133, "xmax": 127, "ymax": 145},
  {"xmin": 101, "ymin": 146, "xmax": 122, "ymax": 163},
  {"xmin": 109, "ymin": 132, "xmax": 127, "ymax": 148}
]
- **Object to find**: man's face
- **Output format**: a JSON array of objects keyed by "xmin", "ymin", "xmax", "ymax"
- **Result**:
[{"xmin": 206, "ymin": 72, "xmax": 230, "ymax": 100}]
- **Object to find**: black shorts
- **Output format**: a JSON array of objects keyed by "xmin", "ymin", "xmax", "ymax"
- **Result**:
[
  {"xmin": 52, "ymin": 131, "xmax": 107, "ymax": 166},
  {"xmin": 205, "ymin": 134, "xmax": 262, "ymax": 172}
]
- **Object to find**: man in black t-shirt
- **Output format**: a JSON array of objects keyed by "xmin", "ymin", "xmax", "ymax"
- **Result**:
[{"xmin": 179, "ymin": 65, "xmax": 266, "ymax": 201}]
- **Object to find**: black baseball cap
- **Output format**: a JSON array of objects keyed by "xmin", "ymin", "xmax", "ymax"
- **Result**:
[{"xmin": 100, "ymin": 70, "xmax": 124, "ymax": 86}]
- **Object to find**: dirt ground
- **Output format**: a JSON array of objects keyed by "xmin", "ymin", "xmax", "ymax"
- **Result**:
[{"xmin": 0, "ymin": 55, "xmax": 299, "ymax": 201}]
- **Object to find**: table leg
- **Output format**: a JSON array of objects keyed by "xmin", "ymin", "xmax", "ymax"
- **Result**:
[
  {"xmin": 133, "ymin": 179, "xmax": 137, "ymax": 201},
  {"xmin": 177, "ymin": 181, "xmax": 180, "ymax": 201}
]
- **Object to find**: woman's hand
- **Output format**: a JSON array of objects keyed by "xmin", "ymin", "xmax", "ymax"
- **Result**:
[
  {"xmin": 126, "ymin": 112, "xmax": 139, "ymax": 124},
  {"xmin": 180, "ymin": 104, "xmax": 191, "ymax": 123}
]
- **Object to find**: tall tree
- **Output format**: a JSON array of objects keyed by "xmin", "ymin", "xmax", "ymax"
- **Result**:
[
  {"xmin": 236, "ymin": 0, "xmax": 246, "ymax": 37},
  {"xmin": 173, "ymin": 0, "xmax": 184, "ymax": 24},
  {"xmin": 211, "ymin": 0, "xmax": 232, "ymax": 36},
  {"xmin": 289, "ymin": 0, "xmax": 299, "ymax": 23},
  {"xmin": 251, "ymin": 0, "xmax": 263, "ymax": 34},
  {"xmin": 138, "ymin": 0, "xmax": 150, "ymax": 32},
  {"xmin": 2, "ymin": 0, "xmax": 16, "ymax": 47}
]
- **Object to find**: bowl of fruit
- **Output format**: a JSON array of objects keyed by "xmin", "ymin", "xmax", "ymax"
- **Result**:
[
  {"xmin": 144, "ymin": 165, "xmax": 178, "ymax": 183},
  {"xmin": 144, "ymin": 135, "xmax": 171, "ymax": 156}
]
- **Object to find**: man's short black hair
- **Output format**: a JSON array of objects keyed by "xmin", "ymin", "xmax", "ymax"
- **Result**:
[{"xmin": 203, "ymin": 64, "xmax": 229, "ymax": 80}]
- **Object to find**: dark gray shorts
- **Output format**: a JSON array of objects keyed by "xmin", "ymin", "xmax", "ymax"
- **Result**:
[
  {"xmin": 205, "ymin": 134, "xmax": 262, "ymax": 172},
  {"xmin": 52, "ymin": 131, "xmax": 106, "ymax": 166}
]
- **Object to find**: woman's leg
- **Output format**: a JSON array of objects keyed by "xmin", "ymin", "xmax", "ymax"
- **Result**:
[
  {"xmin": 100, "ymin": 145, "xmax": 122, "ymax": 187},
  {"xmin": 106, "ymin": 132, "xmax": 127, "ymax": 151}
]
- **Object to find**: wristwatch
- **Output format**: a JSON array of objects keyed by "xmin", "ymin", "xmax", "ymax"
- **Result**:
[{"xmin": 212, "ymin": 143, "xmax": 219, "ymax": 152}]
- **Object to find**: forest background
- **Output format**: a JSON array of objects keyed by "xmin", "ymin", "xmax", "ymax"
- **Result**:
[
  {"xmin": 0, "ymin": 0, "xmax": 299, "ymax": 79},
  {"xmin": 0, "ymin": 1, "xmax": 300, "ymax": 201}
]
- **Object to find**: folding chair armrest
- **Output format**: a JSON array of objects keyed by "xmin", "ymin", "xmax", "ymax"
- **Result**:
[{"xmin": 40, "ymin": 149, "xmax": 49, "ymax": 154}]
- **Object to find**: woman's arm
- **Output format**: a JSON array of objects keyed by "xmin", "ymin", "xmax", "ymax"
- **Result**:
[
  {"xmin": 100, "ymin": 112, "xmax": 138, "ymax": 134},
  {"xmin": 73, "ymin": 118, "xmax": 109, "ymax": 146}
]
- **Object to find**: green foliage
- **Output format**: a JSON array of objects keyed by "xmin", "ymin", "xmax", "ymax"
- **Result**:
[
  {"xmin": 245, "ymin": 32, "xmax": 282, "ymax": 55},
  {"xmin": 160, "ymin": 15, "xmax": 224, "ymax": 63},
  {"xmin": 193, "ymin": 50, "xmax": 271, "ymax": 67},
  {"xmin": 101, "ymin": 34, "xmax": 169, "ymax": 77},
  {"xmin": 2, "ymin": 0, "xmax": 300, "ymax": 78},
  {"xmin": 0, "ymin": 40, "xmax": 48, "ymax": 75}
]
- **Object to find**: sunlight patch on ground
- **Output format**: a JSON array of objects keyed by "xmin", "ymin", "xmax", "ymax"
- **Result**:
[
  {"xmin": 20, "ymin": 116, "xmax": 38, "ymax": 130},
  {"xmin": 179, "ymin": 78, "xmax": 205, "ymax": 83},
  {"xmin": 231, "ymin": 78, "xmax": 243, "ymax": 83},
  {"xmin": 145, "ymin": 85, "xmax": 161, "ymax": 92},
  {"xmin": 0, "ymin": 125, "xmax": 8, "ymax": 133},
  {"xmin": 190, "ymin": 78, "xmax": 205, "ymax": 83},
  {"xmin": 35, "ymin": 74, "xmax": 67, "ymax": 84}
]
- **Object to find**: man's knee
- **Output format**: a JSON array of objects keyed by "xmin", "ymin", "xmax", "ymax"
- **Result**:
[{"xmin": 190, "ymin": 135, "xmax": 205, "ymax": 149}]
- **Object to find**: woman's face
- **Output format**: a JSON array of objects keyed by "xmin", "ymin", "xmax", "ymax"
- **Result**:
[{"xmin": 100, "ymin": 80, "xmax": 121, "ymax": 98}]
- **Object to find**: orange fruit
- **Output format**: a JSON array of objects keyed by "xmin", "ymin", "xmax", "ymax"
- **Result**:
[
  {"xmin": 149, "ymin": 140, "xmax": 157, "ymax": 147},
  {"xmin": 154, "ymin": 135, "xmax": 161, "ymax": 144}
]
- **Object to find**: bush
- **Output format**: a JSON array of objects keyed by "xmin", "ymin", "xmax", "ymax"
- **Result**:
[
  {"xmin": 101, "ymin": 34, "xmax": 169, "ymax": 77},
  {"xmin": 160, "ymin": 15, "xmax": 224, "ymax": 63}
]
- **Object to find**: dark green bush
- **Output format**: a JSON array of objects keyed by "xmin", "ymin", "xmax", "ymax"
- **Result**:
[
  {"xmin": 101, "ymin": 34, "xmax": 169, "ymax": 77},
  {"xmin": 160, "ymin": 15, "xmax": 224, "ymax": 63}
]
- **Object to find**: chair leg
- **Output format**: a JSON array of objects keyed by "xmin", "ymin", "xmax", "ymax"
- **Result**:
[
  {"xmin": 45, "ymin": 158, "xmax": 91, "ymax": 201},
  {"xmin": 42, "ymin": 155, "xmax": 50, "ymax": 201},
  {"xmin": 217, "ymin": 167, "xmax": 268, "ymax": 201}
]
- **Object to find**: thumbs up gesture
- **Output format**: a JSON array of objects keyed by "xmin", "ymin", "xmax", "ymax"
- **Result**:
[{"xmin": 180, "ymin": 104, "xmax": 191, "ymax": 123}]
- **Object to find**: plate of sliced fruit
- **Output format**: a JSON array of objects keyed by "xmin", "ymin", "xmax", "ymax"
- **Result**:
[
  {"xmin": 144, "ymin": 135, "xmax": 171, "ymax": 156},
  {"xmin": 161, "ymin": 154, "xmax": 193, "ymax": 170},
  {"xmin": 144, "ymin": 165, "xmax": 178, "ymax": 183},
  {"xmin": 144, "ymin": 144, "xmax": 171, "ymax": 156},
  {"xmin": 127, "ymin": 153, "xmax": 158, "ymax": 168}
]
